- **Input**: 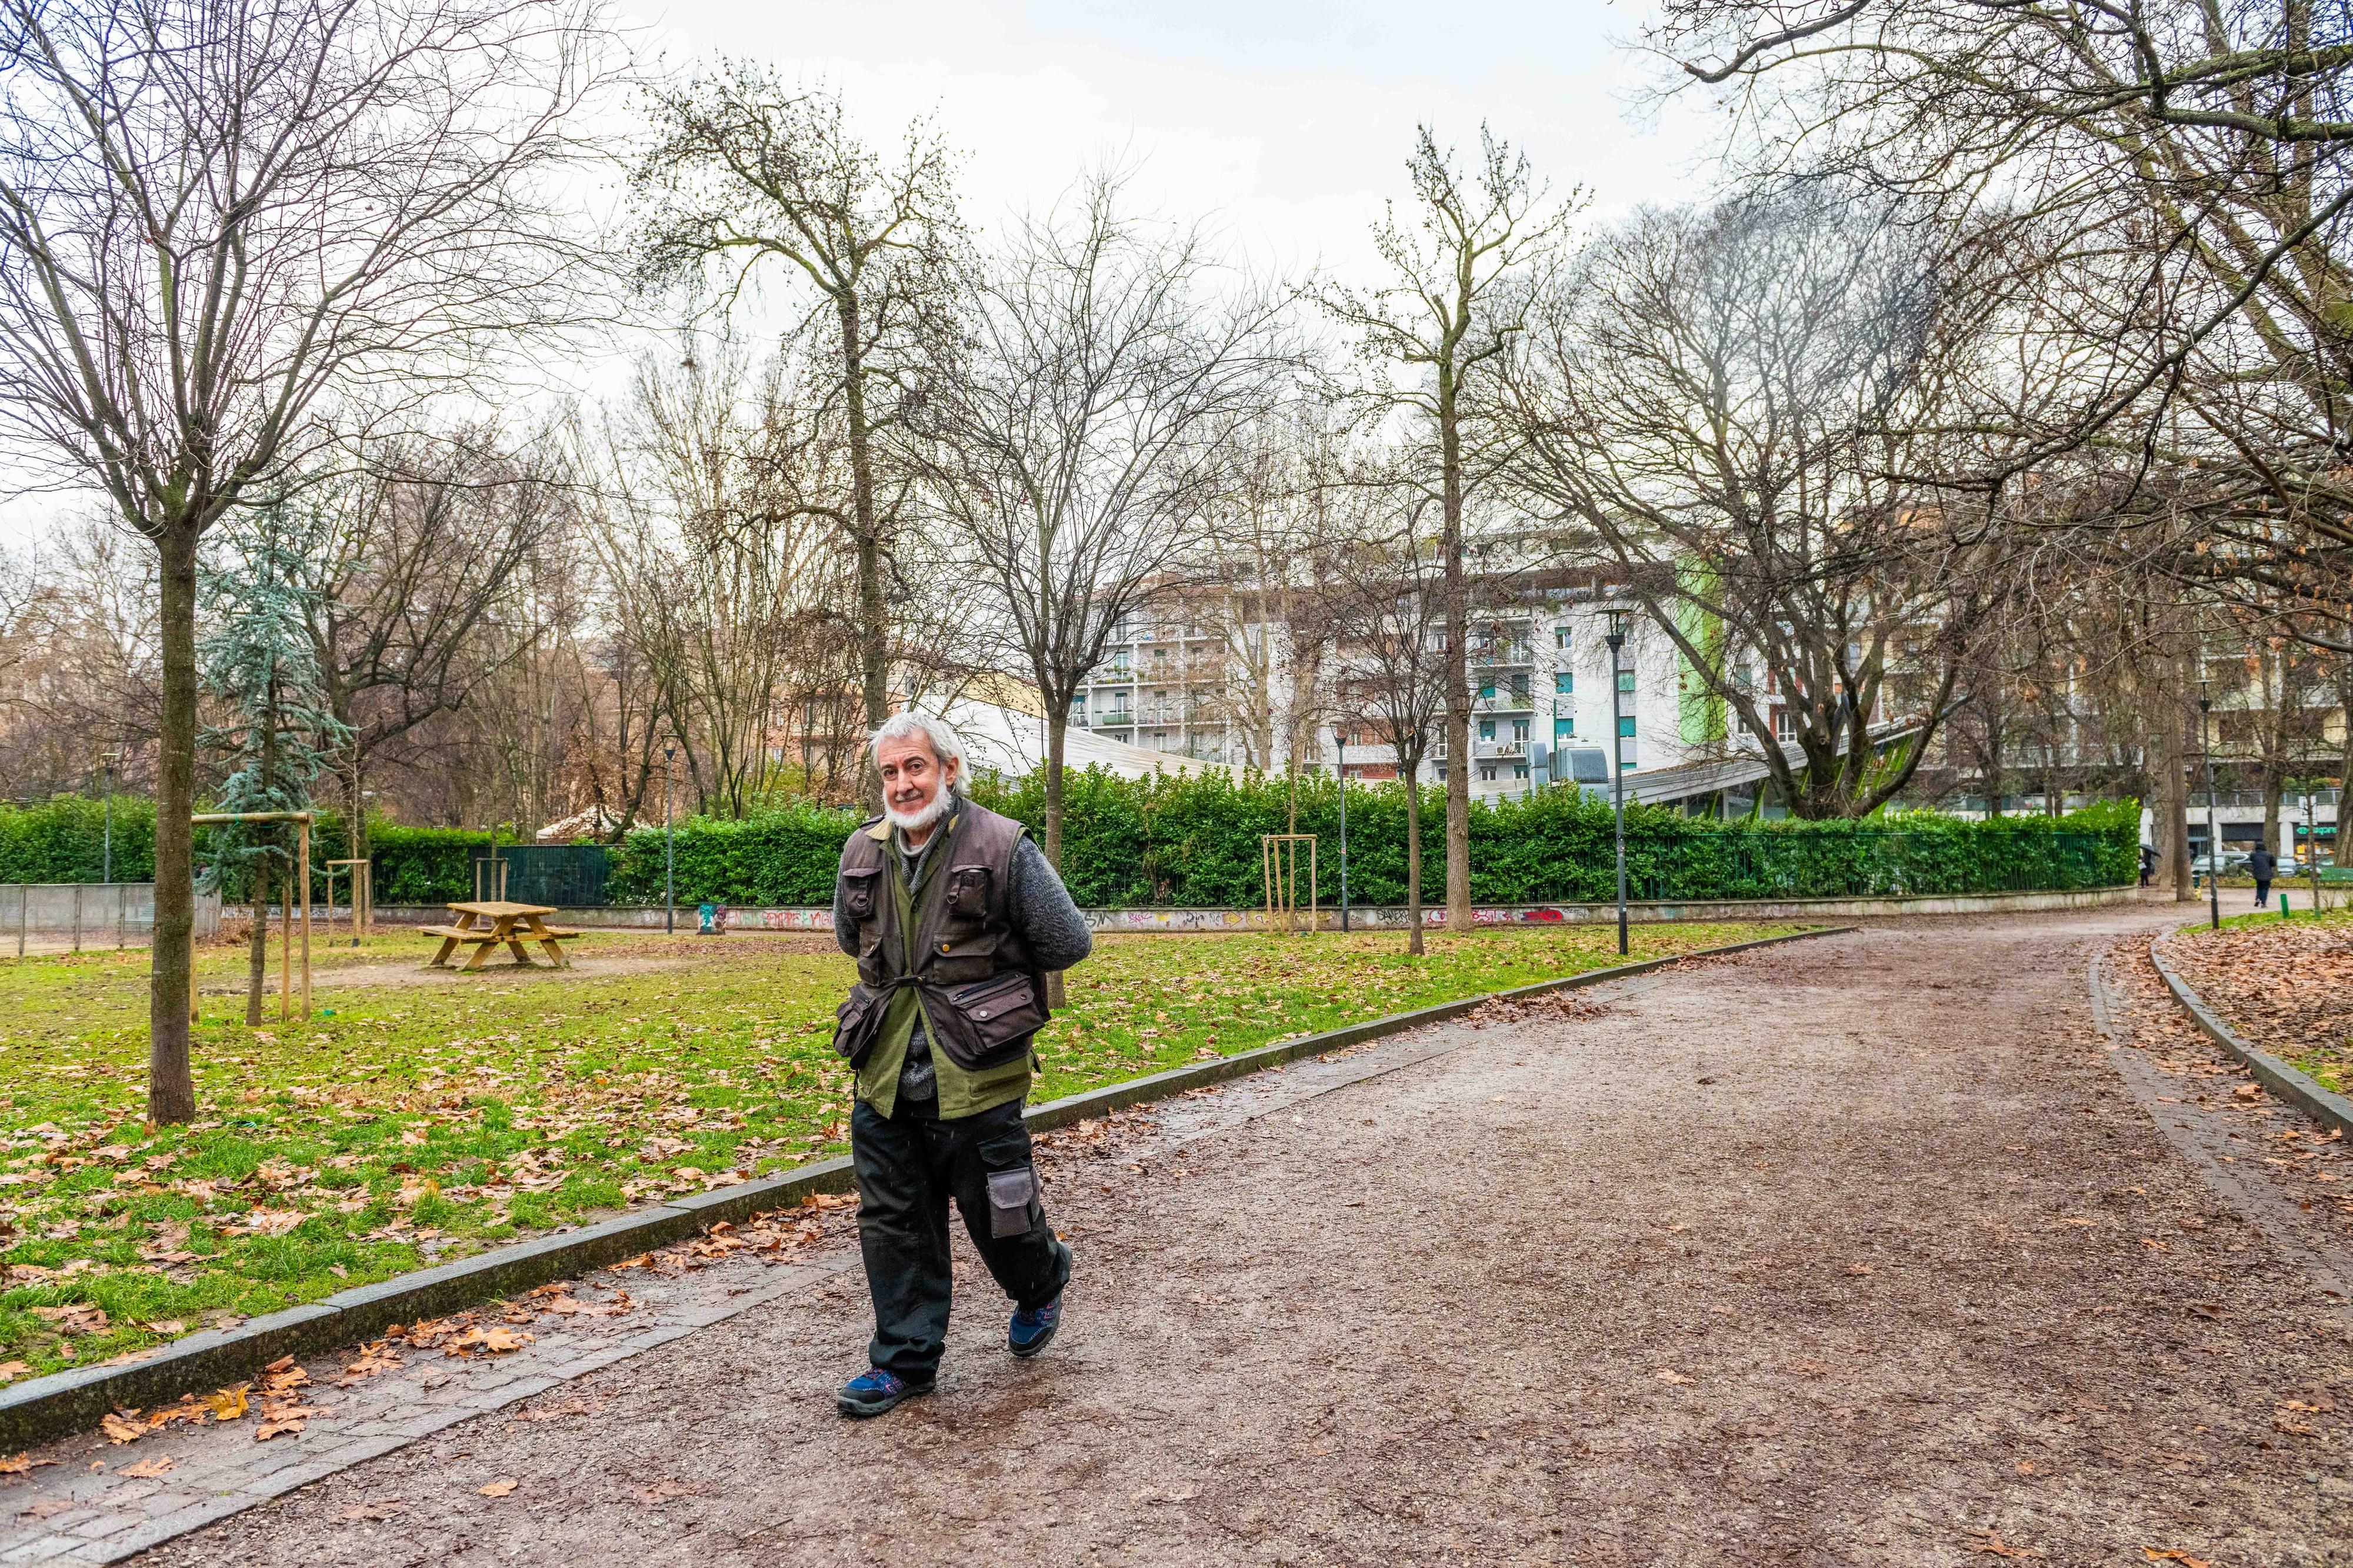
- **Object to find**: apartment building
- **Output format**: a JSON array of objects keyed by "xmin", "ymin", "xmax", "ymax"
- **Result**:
[{"xmin": 1066, "ymin": 578, "xmax": 1711, "ymax": 803}]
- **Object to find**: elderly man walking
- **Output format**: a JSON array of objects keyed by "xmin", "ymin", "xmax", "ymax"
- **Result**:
[{"xmin": 829, "ymin": 712, "xmax": 1092, "ymax": 1417}]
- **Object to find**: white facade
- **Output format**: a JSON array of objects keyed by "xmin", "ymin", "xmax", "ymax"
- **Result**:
[{"xmin": 1067, "ymin": 590, "xmax": 1716, "ymax": 805}]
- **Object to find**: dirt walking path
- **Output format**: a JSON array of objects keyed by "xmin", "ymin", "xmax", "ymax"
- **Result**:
[{"xmin": 116, "ymin": 905, "xmax": 2353, "ymax": 1564}]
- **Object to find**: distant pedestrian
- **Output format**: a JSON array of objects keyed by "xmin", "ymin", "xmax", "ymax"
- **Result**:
[
  {"xmin": 828, "ymin": 711, "xmax": 1092, "ymax": 1419},
  {"xmin": 2138, "ymin": 844, "xmax": 2155, "ymax": 887},
  {"xmin": 2248, "ymin": 845, "xmax": 2277, "ymax": 908}
]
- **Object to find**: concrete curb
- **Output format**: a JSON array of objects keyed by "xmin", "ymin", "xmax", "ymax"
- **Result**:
[
  {"xmin": 2149, "ymin": 938, "xmax": 2353, "ymax": 1140},
  {"xmin": 0, "ymin": 923, "xmax": 1849, "ymax": 1450}
]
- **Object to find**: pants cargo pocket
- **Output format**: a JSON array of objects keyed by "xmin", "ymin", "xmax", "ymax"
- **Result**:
[{"xmin": 984, "ymin": 1165, "xmax": 1039, "ymax": 1239}]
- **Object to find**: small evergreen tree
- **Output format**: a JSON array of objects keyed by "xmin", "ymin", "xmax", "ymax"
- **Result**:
[{"xmin": 198, "ymin": 498, "xmax": 351, "ymax": 1023}]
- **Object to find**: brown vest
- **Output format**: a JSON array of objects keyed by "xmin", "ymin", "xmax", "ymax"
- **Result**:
[{"xmin": 832, "ymin": 800, "xmax": 1047, "ymax": 1072}]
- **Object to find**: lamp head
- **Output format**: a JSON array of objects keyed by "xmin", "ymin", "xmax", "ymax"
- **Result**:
[{"xmin": 1605, "ymin": 607, "xmax": 1628, "ymax": 647}]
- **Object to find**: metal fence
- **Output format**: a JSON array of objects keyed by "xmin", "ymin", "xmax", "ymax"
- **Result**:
[
  {"xmin": 1, "ymin": 884, "xmax": 223, "ymax": 956},
  {"xmin": 468, "ymin": 846, "xmax": 609, "ymax": 908}
]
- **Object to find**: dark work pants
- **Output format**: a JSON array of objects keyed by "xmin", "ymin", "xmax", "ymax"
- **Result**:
[
  {"xmin": 2257, "ymin": 879, "xmax": 2272, "ymax": 907},
  {"xmin": 849, "ymin": 1096, "xmax": 1070, "ymax": 1381}
]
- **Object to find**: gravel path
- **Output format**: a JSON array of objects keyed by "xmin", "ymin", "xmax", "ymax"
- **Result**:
[{"xmin": 136, "ymin": 905, "xmax": 2353, "ymax": 1565}]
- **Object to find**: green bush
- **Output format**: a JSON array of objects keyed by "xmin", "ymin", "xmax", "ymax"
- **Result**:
[
  {"xmin": 1, "ymin": 778, "xmax": 2141, "ymax": 906},
  {"xmin": 602, "ymin": 802, "xmax": 861, "ymax": 906},
  {"xmin": 602, "ymin": 770, "xmax": 2139, "ymax": 908},
  {"xmin": 0, "ymin": 795, "xmax": 157, "ymax": 883},
  {"xmin": 366, "ymin": 825, "xmax": 510, "ymax": 906}
]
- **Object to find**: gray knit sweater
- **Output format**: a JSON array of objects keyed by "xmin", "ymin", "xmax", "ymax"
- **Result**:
[{"xmin": 831, "ymin": 799, "xmax": 1093, "ymax": 1102}]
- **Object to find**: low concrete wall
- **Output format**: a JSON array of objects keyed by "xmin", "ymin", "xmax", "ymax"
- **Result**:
[
  {"xmin": 0, "ymin": 883, "xmax": 220, "ymax": 953},
  {"xmin": 368, "ymin": 883, "xmax": 2139, "ymax": 936}
]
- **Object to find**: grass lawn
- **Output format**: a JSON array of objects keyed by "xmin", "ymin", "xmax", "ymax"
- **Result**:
[{"xmin": 0, "ymin": 919, "xmax": 1797, "ymax": 1379}]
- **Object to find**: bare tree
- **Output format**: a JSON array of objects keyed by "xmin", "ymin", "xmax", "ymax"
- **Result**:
[
  {"xmin": 302, "ymin": 429, "xmax": 573, "ymax": 862},
  {"xmin": 631, "ymin": 74, "xmax": 964, "ymax": 732},
  {"xmin": 1655, "ymin": 0, "xmax": 2353, "ymax": 648},
  {"xmin": 1325, "ymin": 498, "xmax": 1451, "ymax": 955},
  {"xmin": 918, "ymin": 171, "xmax": 1294, "ymax": 870},
  {"xmin": 0, "ymin": 0, "xmax": 609, "ymax": 1121},
  {"xmin": 1318, "ymin": 125, "xmax": 1578, "ymax": 929},
  {"xmin": 1507, "ymin": 184, "xmax": 1999, "ymax": 817}
]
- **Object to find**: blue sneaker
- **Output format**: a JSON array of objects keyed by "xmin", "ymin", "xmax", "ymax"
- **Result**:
[
  {"xmin": 836, "ymin": 1366, "xmax": 932, "ymax": 1418},
  {"xmin": 1009, "ymin": 1296, "xmax": 1062, "ymax": 1359}
]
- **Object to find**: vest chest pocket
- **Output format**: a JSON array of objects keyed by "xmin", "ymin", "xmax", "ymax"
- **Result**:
[
  {"xmin": 839, "ymin": 867, "xmax": 880, "ymax": 922},
  {"xmin": 945, "ymin": 865, "xmax": 992, "ymax": 921}
]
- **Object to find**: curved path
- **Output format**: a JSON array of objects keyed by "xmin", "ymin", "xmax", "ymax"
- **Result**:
[{"xmin": 94, "ymin": 905, "xmax": 2353, "ymax": 1562}]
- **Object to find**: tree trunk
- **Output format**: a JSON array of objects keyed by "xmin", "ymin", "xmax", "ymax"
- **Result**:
[
  {"xmin": 2160, "ymin": 651, "xmax": 2193, "ymax": 900},
  {"xmin": 245, "ymin": 859, "xmax": 270, "ymax": 1026},
  {"xmin": 149, "ymin": 525, "xmax": 199, "ymax": 1125},
  {"xmin": 1044, "ymin": 711, "xmax": 1068, "ymax": 1008},
  {"xmin": 1405, "ymin": 755, "xmax": 1425, "ymax": 958},
  {"xmin": 839, "ymin": 294, "xmax": 889, "ymax": 730},
  {"xmin": 246, "ymin": 681, "xmax": 282, "ymax": 1022},
  {"xmin": 1438, "ymin": 367, "xmax": 1473, "ymax": 933}
]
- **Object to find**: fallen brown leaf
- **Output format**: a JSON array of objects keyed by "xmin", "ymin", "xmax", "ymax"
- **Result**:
[
  {"xmin": 205, "ymin": 1386, "xmax": 249, "ymax": 1421},
  {"xmin": 2143, "ymin": 1551, "xmax": 2214, "ymax": 1568},
  {"xmin": 478, "ymin": 1477, "xmax": 518, "ymax": 1497},
  {"xmin": 118, "ymin": 1456, "xmax": 174, "ymax": 1479},
  {"xmin": 0, "ymin": 1363, "xmax": 29, "ymax": 1384},
  {"xmin": 445, "ymin": 1326, "xmax": 531, "ymax": 1358},
  {"xmin": 99, "ymin": 1413, "xmax": 145, "ymax": 1445},
  {"xmin": 0, "ymin": 1453, "xmax": 54, "ymax": 1476}
]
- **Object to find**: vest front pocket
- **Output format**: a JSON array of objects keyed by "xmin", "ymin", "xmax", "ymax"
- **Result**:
[
  {"xmin": 931, "ymin": 970, "xmax": 1046, "ymax": 1069},
  {"xmin": 832, "ymin": 982, "xmax": 889, "ymax": 1066}
]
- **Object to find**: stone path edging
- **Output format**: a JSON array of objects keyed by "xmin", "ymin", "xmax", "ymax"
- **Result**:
[
  {"xmin": 2148, "ymin": 937, "xmax": 2353, "ymax": 1140},
  {"xmin": 0, "ymin": 924, "xmax": 1847, "ymax": 1450}
]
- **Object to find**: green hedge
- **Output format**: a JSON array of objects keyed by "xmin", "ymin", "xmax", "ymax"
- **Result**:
[
  {"xmin": 0, "ymin": 798, "xmax": 501, "ymax": 905},
  {"xmin": 0, "ymin": 795, "xmax": 158, "ymax": 883},
  {"xmin": 1, "ymin": 779, "xmax": 2141, "ymax": 906},
  {"xmin": 599, "ymin": 772, "xmax": 2139, "ymax": 908}
]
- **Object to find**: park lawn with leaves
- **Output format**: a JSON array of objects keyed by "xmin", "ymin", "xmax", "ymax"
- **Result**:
[
  {"xmin": 2166, "ymin": 906, "xmax": 2353, "ymax": 1094},
  {"xmin": 0, "ymin": 919, "xmax": 1794, "ymax": 1378}
]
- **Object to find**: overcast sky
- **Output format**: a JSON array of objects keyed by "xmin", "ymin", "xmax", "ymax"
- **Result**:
[{"xmin": 0, "ymin": 0, "xmax": 1731, "ymax": 552}]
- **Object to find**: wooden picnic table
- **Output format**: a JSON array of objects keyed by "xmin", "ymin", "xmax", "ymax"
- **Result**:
[{"xmin": 421, "ymin": 901, "xmax": 581, "ymax": 972}]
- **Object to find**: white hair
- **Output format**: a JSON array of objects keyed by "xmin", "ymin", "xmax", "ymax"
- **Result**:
[{"xmin": 869, "ymin": 710, "xmax": 968, "ymax": 782}]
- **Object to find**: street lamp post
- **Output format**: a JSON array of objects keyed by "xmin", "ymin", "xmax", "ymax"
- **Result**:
[
  {"xmin": 664, "ymin": 743, "xmax": 678, "ymax": 936},
  {"xmin": 1334, "ymin": 725, "xmax": 1349, "ymax": 933},
  {"xmin": 1606, "ymin": 609, "xmax": 1630, "ymax": 957},
  {"xmin": 2198, "ymin": 683, "xmax": 2219, "ymax": 932}
]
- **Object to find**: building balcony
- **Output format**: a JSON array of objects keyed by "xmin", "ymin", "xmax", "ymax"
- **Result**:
[{"xmin": 1474, "ymin": 739, "xmax": 1528, "ymax": 760}]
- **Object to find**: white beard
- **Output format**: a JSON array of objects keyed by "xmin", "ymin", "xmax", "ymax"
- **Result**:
[{"xmin": 884, "ymin": 786, "xmax": 954, "ymax": 835}]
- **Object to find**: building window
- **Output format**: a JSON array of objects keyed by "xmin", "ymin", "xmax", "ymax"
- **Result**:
[
  {"xmin": 1514, "ymin": 763, "xmax": 1529, "ymax": 780},
  {"xmin": 1554, "ymin": 717, "xmax": 1574, "ymax": 744},
  {"xmin": 1617, "ymin": 669, "xmax": 1635, "ymax": 694},
  {"xmin": 1555, "ymin": 626, "xmax": 1571, "ymax": 650},
  {"xmin": 1479, "ymin": 681, "xmax": 1496, "ymax": 699},
  {"xmin": 1479, "ymin": 719, "xmax": 1497, "ymax": 740},
  {"xmin": 1554, "ymin": 670, "xmax": 1572, "ymax": 695},
  {"xmin": 1479, "ymin": 765, "xmax": 1497, "ymax": 782},
  {"xmin": 1774, "ymin": 708, "xmax": 1795, "ymax": 742},
  {"xmin": 1618, "ymin": 715, "xmax": 1637, "ymax": 738},
  {"xmin": 1512, "ymin": 719, "xmax": 1529, "ymax": 742},
  {"xmin": 1509, "ymin": 676, "xmax": 1530, "ymax": 704}
]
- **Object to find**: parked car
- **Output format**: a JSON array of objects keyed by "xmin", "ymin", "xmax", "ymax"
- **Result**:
[{"xmin": 2191, "ymin": 851, "xmax": 2250, "ymax": 877}]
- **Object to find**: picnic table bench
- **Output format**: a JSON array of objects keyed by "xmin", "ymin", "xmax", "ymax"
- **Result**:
[{"xmin": 421, "ymin": 901, "xmax": 581, "ymax": 971}]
